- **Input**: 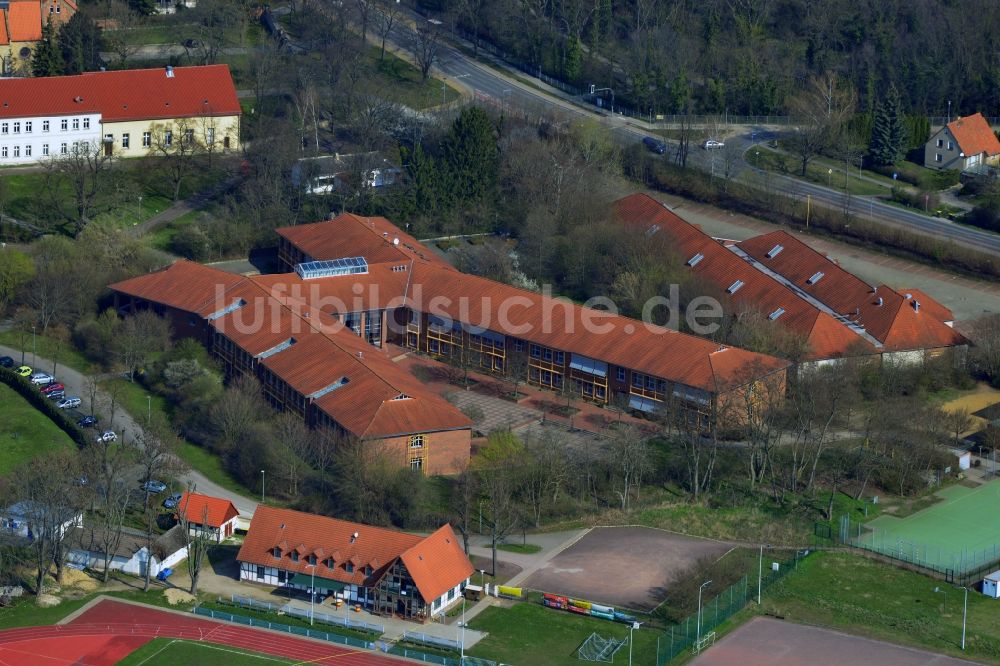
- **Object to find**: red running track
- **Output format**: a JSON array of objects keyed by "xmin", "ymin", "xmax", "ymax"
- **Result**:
[{"xmin": 0, "ymin": 599, "xmax": 406, "ymax": 665}]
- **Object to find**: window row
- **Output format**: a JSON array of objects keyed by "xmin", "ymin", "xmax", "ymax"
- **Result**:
[
  {"xmin": 1, "ymin": 118, "xmax": 91, "ymax": 135},
  {"xmin": 529, "ymin": 343, "xmax": 564, "ymax": 364},
  {"xmin": 632, "ymin": 371, "xmax": 668, "ymax": 393},
  {"xmin": 271, "ymin": 548, "xmax": 373, "ymax": 575}
]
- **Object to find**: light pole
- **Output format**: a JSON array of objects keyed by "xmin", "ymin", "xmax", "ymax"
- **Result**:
[
  {"xmin": 308, "ymin": 564, "xmax": 316, "ymax": 626},
  {"xmin": 31, "ymin": 325, "xmax": 36, "ymax": 367},
  {"xmin": 460, "ymin": 596, "xmax": 466, "ymax": 659},
  {"xmin": 697, "ymin": 580, "xmax": 712, "ymax": 646},
  {"xmin": 260, "ymin": 469, "xmax": 265, "ymax": 504},
  {"xmin": 961, "ymin": 585, "xmax": 968, "ymax": 650},
  {"xmin": 479, "ymin": 569, "xmax": 485, "ymax": 588},
  {"xmin": 934, "ymin": 586, "xmax": 947, "ymax": 615},
  {"xmin": 758, "ymin": 545, "xmax": 764, "ymax": 604},
  {"xmin": 628, "ymin": 621, "xmax": 642, "ymax": 666}
]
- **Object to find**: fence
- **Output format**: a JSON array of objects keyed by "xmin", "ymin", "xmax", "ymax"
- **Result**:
[
  {"xmin": 280, "ymin": 603, "xmax": 385, "ymax": 635},
  {"xmin": 833, "ymin": 516, "xmax": 1000, "ymax": 586},
  {"xmin": 655, "ymin": 550, "xmax": 808, "ymax": 665},
  {"xmin": 193, "ymin": 606, "xmax": 375, "ymax": 650},
  {"xmin": 403, "ymin": 630, "xmax": 463, "ymax": 651}
]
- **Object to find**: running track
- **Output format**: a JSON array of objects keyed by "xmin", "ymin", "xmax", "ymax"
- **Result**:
[{"xmin": 0, "ymin": 599, "xmax": 405, "ymax": 665}]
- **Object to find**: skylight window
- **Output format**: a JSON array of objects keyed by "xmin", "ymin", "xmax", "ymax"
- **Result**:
[
  {"xmin": 727, "ymin": 280, "xmax": 745, "ymax": 294},
  {"xmin": 768, "ymin": 307, "xmax": 786, "ymax": 320},
  {"xmin": 295, "ymin": 257, "xmax": 368, "ymax": 280},
  {"xmin": 206, "ymin": 298, "xmax": 246, "ymax": 321},
  {"xmin": 687, "ymin": 253, "xmax": 704, "ymax": 267},
  {"xmin": 257, "ymin": 338, "xmax": 296, "ymax": 359},
  {"xmin": 645, "ymin": 224, "xmax": 661, "ymax": 237},
  {"xmin": 806, "ymin": 271, "xmax": 825, "ymax": 285},
  {"xmin": 765, "ymin": 244, "xmax": 784, "ymax": 259},
  {"xmin": 308, "ymin": 376, "xmax": 350, "ymax": 399}
]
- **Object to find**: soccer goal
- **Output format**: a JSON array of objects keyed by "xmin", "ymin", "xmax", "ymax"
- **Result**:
[{"xmin": 577, "ymin": 632, "xmax": 628, "ymax": 662}]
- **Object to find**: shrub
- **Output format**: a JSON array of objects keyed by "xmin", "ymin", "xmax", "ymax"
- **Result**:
[{"xmin": 169, "ymin": 224, "xmax": 211, "ymax": 261}]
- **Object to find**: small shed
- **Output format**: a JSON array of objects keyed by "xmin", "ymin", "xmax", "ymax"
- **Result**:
[
  {"xmin": 984, "ymin": 571, "xmax": 1000, "ymax": 598},
  {"xmin": 949, "ymin": 448, "xmax": 972, "ymax": 471}
]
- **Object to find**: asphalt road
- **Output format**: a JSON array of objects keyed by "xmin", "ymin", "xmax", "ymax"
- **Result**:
[
  {"xmin": 385, "ymin": 9, "xmax": 1000, "ymax": 256},
  {"xmin": 0, "ymin": 344, "xmax": 258, "ymax": 518}
]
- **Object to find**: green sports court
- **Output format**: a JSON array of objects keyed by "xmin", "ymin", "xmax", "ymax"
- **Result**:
[{"xmin": 852, "ymin": 480, "xmax": 1000, "ymax": 574}]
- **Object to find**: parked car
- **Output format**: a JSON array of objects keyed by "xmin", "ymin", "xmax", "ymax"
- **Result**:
[
  {"xmin": 77, "ymin": 415, "xmax": 98, "ymax": 428},
  {"xmin": 95, "ymin": 430, "xmax": 117, "ymax": 443},
  {"xmin": 46, "ymin": 390, "xmax": 66, "ymax": 401},
  {"xmin": 15, "ymin": 365, "xmax": 31, "ymax": 377},
  {"xmin": 163, "ymin": 492, "xmax": 183, "ymax": 509},
  {"xmin": 40, "ymin": 382, "xmax": 65, "ymax": 395},
  {"xmin": 30, "ymin": 372, "xmax": 55, "ymax": 385},
  {"xmin": 0, "ymin": 356, "xmax": 13, "ymax": 368},
  {"xmin": 642, "ymin": 136, "xmax": 667, "ymax": 154},
  {"xmin": 56, "ymin": 396, "xmax": 81, "ymax": 409},
  {"xmin": 702, "ymin": 139, "xmax": 725, "ymax": 150},
  {"xmin": 142, "ymin": 480, "xmax": 167, "ymax": 494}
]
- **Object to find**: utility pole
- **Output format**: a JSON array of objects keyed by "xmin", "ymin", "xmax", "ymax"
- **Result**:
[{"xmin": 697, "ymin": 580, "xmax": 713, "ymax": 647}]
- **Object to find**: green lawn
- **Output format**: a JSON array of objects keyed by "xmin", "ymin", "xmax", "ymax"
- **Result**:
[
  {"xmin": 0, "ymin": 330, "xmax": 96, "ymax": 374},
  {"xmin": 0, "ymin": 593, "xmax": 96, "ymax": 630},
  {"xmin": 117, "ymin": 638, "xmax": 293, "ymax": 665},
  {"xmin": 0, "ymin": 383, "xmax": 76, "ymax": 474},
  {"xmin": 362, "ymin": 45, "xmax": 461, "ymax": 110},
  {"xmin": 745, "ymin": 146, "xmax": 885, "ymax": 196},
  {"xmin": 765, "ymin": 551, "xmax": 1000, "ymax": 662},
  {"xmin": 630, "ymin": 501, "xmax": 813, "ymax": 547},
  {"xmin": 497, "ymin": 543, "xmax": 543, "ymax": 554},
  {"xmin": 468, "ymin": 603, "xmax": 658, "ymax": 666}
]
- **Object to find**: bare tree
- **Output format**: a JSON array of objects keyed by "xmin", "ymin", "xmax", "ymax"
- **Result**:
[
  {"xmin": 41, "ymin": 141, "xmax": 115, "ymax": 234},
  {"xmin": 115, "ymin": 310, "xmax": 172, "ymax": 383},
  {"xmin": 372, "ymin": 0, "xmax": 402, "ymax": 61},
  {"xmin": 945, "ymin": 408, "xmax": 974, "ymax": 446},
  {"xmin": 411, "ymin": 23, "xmax": 441, "ymax": 82},
  {"xmin": 146, "ymin": 121, "xmax": 206, "ymax": 201},
  {"xmin": 177, "ymin": 492, "xmax": 213, "ymax": 595},
  {"xmin": 450, "ymin": 467, "xmax": 479, "ymax": 555},
  {"xmin": 133, "ymin": 415, "xmax": 183, "ymax": 592},
  {"xmin": 785, "ymin": 72, "xmax": 857, "ymax": 177},
  {"xmin": 503, "ymin": 349, "xmax": 529, "ymax": 401},
  {"xmin": 81, "ymin": 439, "xmax": 135, "ymax": 583},
  {"xmin": 102, "ymin": 1, "xmax": 145, "ymax": 68},
  {"xmin": 608, "ymin": 424, "xmax": 650, "ymax": 512},
  {"xmin": 354, "ymin": 0, "xmax": 377, "ymax": 44},
  {"xmin": 479, "ymin": 461, "xmax": 519, "ymax": 577}
]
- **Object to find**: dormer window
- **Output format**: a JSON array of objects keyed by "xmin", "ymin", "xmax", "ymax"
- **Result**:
[
  {"xmin": 326, "ymin": 558, "xmax": 334, "ymax": 568},
  {"xmin": 364, "ymin": 565, "xmax": 373, "ymax": 576},
  {"xmin": 273, "ymin": 547, "xmax": 281, "ymax": 559},
  {"xmin": 345, "ymin": 562, "xmax": 354, "ymax": 573},
  {"xmin": 291, "ymin": 551, "xmax": 299, "ymax": 563},
  {"xmin": 308, "ymin": 554, "xmax": 317, "ymax": 565}
]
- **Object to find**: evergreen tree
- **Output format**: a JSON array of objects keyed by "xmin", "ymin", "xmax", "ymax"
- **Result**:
[
  {"xmin": 404, "ymin": 143, "xmax": 442, "ymax": 215},
  {"xmin": 58, "ymin": 13, "xmax": 104, "ymax": 74},
  {"xmin": 869, "ymin": 84, "xmax": 905, "ymax": 166},
  {"xmin": 31, "ymin": 20, "xmax": 63, "ymax": 77},
  {"xmin": 563, "ymin": 36, "xmax": 581, "ymax": 82},
  {"xmin": 441, "ymin": 107, "xmax": 499, "ymax": 204}
]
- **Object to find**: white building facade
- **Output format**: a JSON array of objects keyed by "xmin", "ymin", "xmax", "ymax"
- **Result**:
[{"xmin": 0, "ymin": 112, "xmax": 101, "ymax": 165}]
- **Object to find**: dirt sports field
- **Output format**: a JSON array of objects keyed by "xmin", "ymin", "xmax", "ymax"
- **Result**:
[
  {"xmin": 690, "ymin": 617, "xmax": 977, "ymax": 666},
  {"xmin": 523, "ymin": 526, "xmax": 730, "ymax": 611}
]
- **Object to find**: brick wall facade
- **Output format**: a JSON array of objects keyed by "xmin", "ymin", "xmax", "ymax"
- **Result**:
[{"xmin": 380, "ymin": 429, "xmax": 471, "ymax": 476}]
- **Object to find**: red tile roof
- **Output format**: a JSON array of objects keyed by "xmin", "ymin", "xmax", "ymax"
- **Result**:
[
  {"xmin": 0, "ymin": 65, "xmax": 240, "ymax": 121},
  {"xmin": 176, "ymin": 492, "xmax": 239, "ymax": 528},
  {"xmin": 108, "ymin": 260, "xmax": 245, "ymax": 316},
  {"xmin": 0, "ymin": 10, "xmax": 10, "ymax": 45},
  {"xmin": 237, "ymin": 506, "xmax": 473, "ymax": 603},
  {"xmin": 945, "ymin": 113, "xmax": 1000, "ymax": 158},
  {"xmin": 276, "ymin": 214, "xmax": 453, "ymax": 269},
  {"xmin": 614, "ymin": 194, "xmax": 873, "ymax": 361},
  {"xmin": 738, "ymin": 230, "xmax": 967, "ymax": 352},
  {"xmin": 7, "ymin": 2, "xmax": 41, "ymax": 42}
]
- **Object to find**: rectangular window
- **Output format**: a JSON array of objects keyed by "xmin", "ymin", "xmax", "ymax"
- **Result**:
[
  {"xmin": 1, "ymin": 147, "xmax": 6, "ymax": 158},
  {"xmin": 42, "ymin": 120, "xmax": 49, "ymax": 132},
  {"xmin": 308, "ymin": 554, "xmax": 316, "ymax": 565},
  {"xmin": 290, "ymin": 551, "xmax": 299, "ymax": 563},
  {"xmin": 936, "ymin": 139, "xmax": 943, "ymax": 147},
  {"xmin": 104, "ymin": 133, "xmax": 113, "ymax": 146},
  {"xmin": 24, "ymin": 145, "xmax": 30, "ymax": 157},
  {"xmin": 142, "ymin": 131, "xmax": 151, "ymax": 147},
  {"xmin": 42, "ymin": 144, "xmax": 48, "ymax": 156},
  {"xmin": 256, "ymin": 566, "xmax": 264, "ymax": 580},
  {"xmin": 206, "ymin": 127, "xmax": 215, "ymax": 144},
  {"xmin": 345, "ymin": 562, "xmax": 354, "ymax": 573},
  {"xmin": 164, "ymin": 130, "xmax": 173, "ymax": 147},
  {"xmin": 632, "ymin": 373, "xmax": 643, "ymax": 389},
  {"xmin": 617, "ymin": 367, "xmax": 626, "ymax": 382},
  {"xmin": 122, "ymin": 133, "xmax": 129, "ymax": 148},
  {"xmin": 11, "ymin": 146, "xmax": 18, "ymax": 158},
  {"xmin": 273, "ymin": 547, "xmax": 281, "ymax": 559},
  {"xmin": 12, "ymin": 122, "xmax": 19, "ymax": 134},
  {"xmin": 82, "ymin": 118, "xmax": 90, "ymax": 129},
  {"xmin": 409, "ymin": 457, "xmax": 423, "ymax": 471},
  {"xmin": 61, "ymin": 119, "xmax": 68, "ymax": 131},
  {"xmin": 596, "ymin": 386, "xmax": 606, "ymax": 399},
  {"xmin": 530, "ymin": 344, "xmax": 541, "ymax": 358},
  {"xmin": 646, "ymin": 376, "xmax": 656, "ymax": 390},
  {"xmin": 409, "ymin": 434, "xmax": 424, "ymax": 448},
  {"xmin": 23, "ymin": 121, "xmax": 30, "ymax": 133},
  {"xmin": 60, "ymin": 143, "xmax": 67, "ymax": 154},
  {"xmin": 543, "ymin": 348, "xmax": 552, "ymax": 361},
  {"xmin": 1, "ymin": 123, "xmax": 7, "ymax": 134},
  {"xmin": 555, "ymin": 351, "xmax": 565, "ymax": 364},
  {"xmin": 514, "ymin": 339, "xmax": 524, "ymax": 352},
  {"xmin": 183, "ymin": 128, "xmax": 194, "ymax": 144},
  {"xmin": 947, "ymin": 140, "xmax": 954, "ymax": 150},
  {"xmin": 72, "ymin": 118, "xmax": 79, "ymax": 130},
  {"xmin": 935, "ymin": 153, "xmax": 942, "ymax": 162}
]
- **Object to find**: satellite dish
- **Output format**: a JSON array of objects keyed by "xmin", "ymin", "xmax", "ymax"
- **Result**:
[{"xmin": 393, "ymin": 237, "xmax": 399, "ymax": 246}]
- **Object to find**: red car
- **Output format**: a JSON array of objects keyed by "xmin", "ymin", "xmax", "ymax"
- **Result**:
[{"xmin": 40, "ymin": 382, "xmax": 65, "ymax": 394}]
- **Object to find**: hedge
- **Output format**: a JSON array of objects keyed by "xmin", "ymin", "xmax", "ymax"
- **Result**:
[{"xmin": 0, "ymin": 368, "xmax": 89, "ymax": 448}]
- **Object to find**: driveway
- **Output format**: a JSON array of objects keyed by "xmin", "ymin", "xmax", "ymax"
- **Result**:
[{"xmin": 0, "ymin": 343, "xmax": 258, "ymax": 518}]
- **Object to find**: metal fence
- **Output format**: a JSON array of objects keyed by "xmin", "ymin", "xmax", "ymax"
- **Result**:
[
  {"xmin": 194, "ymin": 606, "xmax": 375, "ymax": 650},
  {"xmin": 280, "ymin": 603, "xmax": 385, "ymax": 635},
  {"xmin": 230, "ymin": 594, "xmax": 275, "ymax": 613},
  {"xmin": 403, "ymin": 630, "xmax": 463, "ymax": 651},
  {"xmin": 388, "ymin": 646, "xmax": 461, "ymax": 665},
  {"xmin": 655, "ymin": 551, "xmax": 809, "ymax": 665}
]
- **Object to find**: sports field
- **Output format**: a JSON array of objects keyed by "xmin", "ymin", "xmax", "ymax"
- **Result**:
[
  {"xmin": 117, "ymin": 638, "xmax": 294, "ymax": 665},
  {"xmin": 857, "ymin": 481, "xmax": 1000, "ymax": 572}
]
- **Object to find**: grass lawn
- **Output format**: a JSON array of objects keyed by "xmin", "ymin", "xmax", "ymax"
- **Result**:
[
  {"xmin": 117, "ymin": 638, "xmax": 293, "ymax": 665},
  {"xmin": 469, "ymin": 602, "xmax": 658, "ymax": 666},
  {"xmin": 745, "ymin": 146, "xmax": 885, "ymax": 196},
  {"xmin": 0, "ymin": 330, "xmax": 96, "ymax": 375},
  {"xmin": 497, "ymin": 543, "xmax": 542, "ymax": 554},
  {"xmin": 0, "ymin": 593, "xmax": 96, "ymax": 630},
  {"xmin": 630, "ymin": 501, "xmax": 813, "ymax": 547},
  {"xmin": 764, "ymin": 550, "xmax": 1000, "ymax": 662},
  {"xmin": 0, "ymin": 383, "xmax": 76, "ymax": 474}
]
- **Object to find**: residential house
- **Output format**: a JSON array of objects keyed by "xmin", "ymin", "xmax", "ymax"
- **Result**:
[
  {"xmin": 0, "ymin": 64, "xmax": 240, "ymax": 166},
  {"xmin": 1, "ymin": 501, "xmax": 82, "ymax": 540},
  {"xmin": 924, "ymin": 112, "xmax": 1000, "ymax": 172},
  {"xmin": 153, "ymin": 0, "xmax": 195, "ymax": 14},
  {"xmin": 236, "ymin": 506, "xmax": 473, "ymax": 621},
  {"xmin": 175, "ymin": 492, "xmax": 240, "ymax": 543},
  {"xmin": 67, "ymin": 524, "xmax": 188, "ymax": 577},
  {"xmin": 0, "ymin": 1, "xmax": 42, "ymax": 75},
  {"xmin": 293, "ymin": 153, "xmax": 403, "ymax": 195}
]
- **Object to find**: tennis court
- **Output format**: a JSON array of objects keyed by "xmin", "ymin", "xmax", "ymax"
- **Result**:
[{"xmin": 854, "ymin": 480, "xmax": 1000, "ymax": 572}]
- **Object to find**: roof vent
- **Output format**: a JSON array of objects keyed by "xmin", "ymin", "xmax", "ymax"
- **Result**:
[
  {"xmin": 165, "ymin": 65, "xmax": 174, "ymax": 78},
  {"xmin": 766, "ymin": 244, "xmax": 784, "ymax": 258},
  {"xmin": 393, "ymin": 238, "xmax": 399, "ymax": 246},
  {"xmin": 904, "ymin": 293, "xmax": 912, "ymax": 299},
  {"xmin": 806, "ymin": 271, "xmax": 825, "ymax": 285},
  {"xmin": 357, "ymin": 351, "xmax": 363, "ymax": 359},
  {"xmin": 768, "ymin": 307, "xmax": 786, "ymax": 320},
  {"xmin": 351, "ymin": 532, "xmax": 359, "ymax": 543},
  {"xmin": 726, "ymin": 280, "xmax": 744, "ymax": 294},
  {"xmin": 913, "ymin": 300, "xmax": 920, "ymax": 312},
  {"xmin": 686, "ymin": 252, "xmax": 704, "ymax": 267},
  {"xmin": 876, "ymin": 297, "xmax": 884, "ymax": 307},
  {"xmin": 73, "ymin": 96, "xmax": 83, "ymax": 103}
]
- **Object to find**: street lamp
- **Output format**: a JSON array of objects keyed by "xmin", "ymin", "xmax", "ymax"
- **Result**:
[
  {"xmin": 460, "ymin": 597, "xmax": 466, "ymax": 659},
  {"xmin": 260, "ymin": 469, "xmax": 265, "ymax": 504},
  {"xmin": 31, "ymin": 325, "xmax": 36, "ymax": 366},
  {"xmin": 308, "ymin": 563, "xmax": 316, "ymax": 626},
  {"xmin": 479, "ymin": 569, "xmax": 485, "ymax": 588},
  {"xmin": 757, "ymin": 544, "xmax": 770, "ymax": 605},
  {"xmin": 697, "ymin": 580, "xmax": 713, "ymax": 646},
  {"xmin": 961, "ymin": 585, "xmax": 968, "ymax": 650},
  {"xmin": 628, "ymin": 621, "xmax": 642, "ymax": 666}
]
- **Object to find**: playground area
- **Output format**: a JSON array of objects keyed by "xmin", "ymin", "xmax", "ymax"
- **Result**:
[
  {"xmin": 523, "ymin": 526, "xmax": 731, "ymax": 611},
  {"xmin": 690, "ymin": 617, "xmax": 974, "ymax": 666},
  {"xmin": 852, "ymin": 480, "xmax": 1000, "ymax": 574}
]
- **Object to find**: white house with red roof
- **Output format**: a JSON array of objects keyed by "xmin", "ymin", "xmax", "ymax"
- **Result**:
[
  {"xmin": 236, "ymin": 506, "xmax": 474, "ymax": 622},
  {"xmin": 924, "ymin": 112, "xmax": 1000, "ymax": 172},
  {"xmin": 0, "ymin": 64, "xmax": 240, "ymax": 165},
  {"xmin": 175, "ymin": 492, "xmax": 240, "ymax": 543}
]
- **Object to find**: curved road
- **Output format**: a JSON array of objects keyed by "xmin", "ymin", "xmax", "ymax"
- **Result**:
[
  {"xmin": 382, "ymin": 8, "xmax": 1000, "ymax": 256},
  {"xmin": 1, "ymin": 344, "xmax": 258, "ymax": 518}
]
